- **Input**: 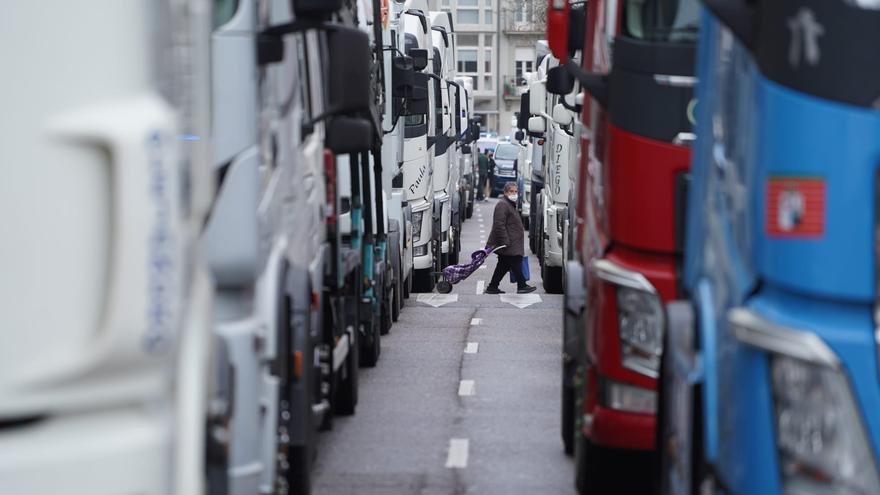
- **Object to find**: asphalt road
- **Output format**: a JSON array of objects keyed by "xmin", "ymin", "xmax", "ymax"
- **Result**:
[{"xmin": 313, "ymin": 198, "xmax": 575, "ymax": 495}]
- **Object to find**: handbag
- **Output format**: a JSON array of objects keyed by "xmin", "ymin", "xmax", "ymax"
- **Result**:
[{"xmin": 509, "ymin": 256, "xmax": 531, "ymax": 283}]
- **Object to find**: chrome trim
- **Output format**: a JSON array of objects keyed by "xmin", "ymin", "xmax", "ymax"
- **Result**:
[
  {"xmin": 623, "ymin": 358, "xmax": 660, "ymax": 379},
  {"xmin": 728, "ymin": 308, "xmax": 840, "ymax": 369},
  {"xmin": 653, "ymin": 74, "xmax": 698, "ymax": 87},
  {"xmin": 673, "ymin": 132, "xmax": 696, "ymax": 146},
  {"xmin": 590, "ymin": 259, "xmax": 658, "ymax": 295}
]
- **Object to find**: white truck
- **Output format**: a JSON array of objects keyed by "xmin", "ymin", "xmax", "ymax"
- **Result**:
[
  {"xmin": 428, "ymin": 11, "xmax": 459, "ymax": 271},
  {"xmin": 528, "ymin": 50, "xmax": 580, "ymax": 294},
  {"xmin": 456, "ymin": 77, "xmax": 479, "ymax": 221},
  {"xmin": 0, "ymin": 1, "xmax": 214, "ymax": 493},
  {"xmin": 400, "ymin": 2, "xmax": 439, "ymax": 292}
]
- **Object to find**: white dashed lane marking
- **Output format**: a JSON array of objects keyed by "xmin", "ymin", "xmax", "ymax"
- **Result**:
[
  {"xmin": 465, "ymin": 342, "xmax": 479, "ymax": 353},
  {"xmin": 458, "ymin": 380, "xmax": 475, "ymax": 396},
  {"xmin": 445, "ymin": 439, "xmax": 470, "ymax": 469},
  {"xmin": 476, "ymin": 280, "xmax": 485, "ymax": 294},
  {"xmin": 470, "ymin": 318, "xmax": 482, "ymax": 325}
]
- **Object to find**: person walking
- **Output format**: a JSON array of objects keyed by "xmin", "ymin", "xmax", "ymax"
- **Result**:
[
  {"xmin": 477, "ymin": 150, "xmax": 489, "ymax": 201},
  {"xmin": 485, "ymin": 182, "xmax": 536, "ymax": 294}
]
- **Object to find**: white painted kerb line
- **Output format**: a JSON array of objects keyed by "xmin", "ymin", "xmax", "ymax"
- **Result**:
[
  {"xmin": 476, "ymin": 280, "xmax": 485, "ymax": 294},
  {"xmin": 470, "ymin": 318, "xmax": 482, "ymax": 325},
  {"xmin": 445, "ymin": 439, "xmax": 470, "ymax": 468},
  {"xmin": 465, "ymin": 342, "xmax": 479, "ymax": 353},
  {"xmin": 458, "ymin": 380, "xmax": 475, "ymax": 396}
]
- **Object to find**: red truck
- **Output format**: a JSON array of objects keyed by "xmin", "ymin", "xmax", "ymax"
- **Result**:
[{"xmin": 547, "ymin": 0, "xmax": 699, "ymax": 492}]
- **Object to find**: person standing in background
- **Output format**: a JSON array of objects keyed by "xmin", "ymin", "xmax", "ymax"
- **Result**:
[
  {"xmin": 477, "ymin": 150, "xmax": 489, "ymax": 201},
  {"xmin": 486, "ymin": 150, "xmax": 497, "ymax": 198}
]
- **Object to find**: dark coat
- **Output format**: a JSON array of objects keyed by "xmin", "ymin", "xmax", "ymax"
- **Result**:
[{"xmin": 486, "ymin": 197, "xmax": 525, "ymax": 256}]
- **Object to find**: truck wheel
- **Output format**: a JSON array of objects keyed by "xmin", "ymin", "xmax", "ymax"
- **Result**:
[
  {"xmin": 523, "ymin": 215, "xmax": 530, "ymax": 230},
  {"xmin": 288, "ymin": 441, "xmax": 313, "ymax": 495},
  {"xmin": 335, "ymin": 327, "xmax": 358, "ymax": 416},
  {"xmin": 402, "ymin": 274, "xmax": 410, "ymax": 303},
  {"xmin": 412, "ymin": 268, "xmax": 435, "ymax": 293},
  {"xmin": 562, "ymin": 381, "xmax": 575, "ymax": 456},
  {"xmin": 544, "ymin": 266, "xmax": 564, "ymax": 294},
  {"xmin": 359, "ymin": 318, "xmax": 381, "ymax": 368},
  {"xmin": 392, "ymin": 280, "xmax": 401, "ymax": 322},
  {"xmin": 381, "ymin": 291, "xmax": 392, "ymax": 336},
  {"xmin": 466, "ymin": 201, "xmax": 474, "ymax": 219}
]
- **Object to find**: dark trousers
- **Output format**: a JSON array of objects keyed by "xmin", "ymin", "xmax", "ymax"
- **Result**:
[
  {"xmin": 477, "ymin": 173, "xmax": 487, "ymax": 199},
  {"xmin": 489, "ymin": 255, "xmax": 527, "ymax": 289}
]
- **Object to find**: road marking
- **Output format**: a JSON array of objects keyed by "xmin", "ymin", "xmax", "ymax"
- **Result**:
[
  {"xmin": 416, "ymin": 293, "xmax": 458, "ymax": 308},
  {"xmin": 476, "ymin": 280, "xmax": 485, "ymax": 294},
  {"xmin": 479, "ymin": 229, "xmax": 485, "ymax": 234},
  {"xmin": 478, "ymin": 265, "xmax": 487, "ymax": 270},
  {"xmin": 499, "ymin": 293, "xmax": 542, "ymax": 309},
  {"xmin": 470, "ymin": 318, "xmax": 482, "ymax": 325},
  {"xmin": 445, "ymin": 439, "xmax": 470, "ymax": 468},
  {"xmin": 465, "ymin": 342, "xmax": 479, "ymax": 353},
  {"xmin": 458, "ymin": 380, "xmax": 476, "ymax": 396}
]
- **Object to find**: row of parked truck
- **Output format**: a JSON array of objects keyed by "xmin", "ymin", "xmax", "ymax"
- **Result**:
[
  {"xmin": 527, "ymin": 0, "xmax": 880, "ymax": 494},
  {"xmin": 1, "ymin": 0, "xmax": 483, "ymax": 493}
]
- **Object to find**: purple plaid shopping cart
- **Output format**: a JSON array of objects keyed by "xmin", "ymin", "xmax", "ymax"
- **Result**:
[{"xmin": 436, "ymin": 245, "xmax": 506, "ymax": 293}]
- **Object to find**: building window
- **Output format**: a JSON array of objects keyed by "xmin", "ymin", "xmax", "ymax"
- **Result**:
[
  {"xmin": 458, "ymin": 0, "xmax": 477, "ymax": 5},
  {"xmin": 458, "ymin": 49, "xmax": 478, "ymax": 73},
  {"xmin": 515, "ymin": 60, "xmax": 533, "ymax": 85},
  {"xmin": 485, "ymin": 9, "xmax": 493, "ymax": 24},
  {"xmin": 457, "ymin": 9, "xmax": 479, "ymax": 24},
  {"xmin": 483, "ymin": 47, "xmax": 492, "ymax": 73},
  {"xmin": 458, "ymin": 34, "xmax": 479, "ymax": 46}
]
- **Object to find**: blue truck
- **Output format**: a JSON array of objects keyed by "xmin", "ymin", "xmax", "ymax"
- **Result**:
[{"xmin": 658, "ymin": 1, "xmax": 880, "ymax": 494}]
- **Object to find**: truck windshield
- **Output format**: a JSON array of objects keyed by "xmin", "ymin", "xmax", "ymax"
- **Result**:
[
  {"xmin": 624, "ymin": 0, "xmax": 700, "ymax": 43},
  {"xmin": 494, "ymin": 144, "xmax": 518, "ymax": 161}
]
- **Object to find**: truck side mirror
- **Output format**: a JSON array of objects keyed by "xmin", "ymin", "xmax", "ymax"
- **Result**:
[
  {"xmin": 517, "ymin": 91, "xmax": 530, "ymax": 129},
  {"xmin": 515, "ymin": 130, "xmax": 525, "ymax": 142},
  {"xmin": 404, "ymin": 73, "xmax": 430, "ymax": 115},
  {"xmin": 326, "ymin": 26, "xmax": 372, "ymax": 115},
  {"xmin": 462, "ymin": 144, "xmax": 472, "ymax": 154},
  {"xmin": 568, "ymin": 4, "xmax": 586, "ymax": 57},
  {"xmin": 547, "ymin": 66, "xmax": 575, "ymax": 95},
  {"xmin": 528, "ymin": 116, "xmax": 545, "ymax": 135},
  {"xmin": 292, "ymin": 0, "xmax": 343, "ymax": 17},
  {"xmin": 408, "ymin": 49, "xmax": 429, "ymax": 71},
  {"xmin": 529, "ymin": 80, "xmax": 546, "ymax": 116},
  {"xmin": 547, "ymin": 0, "xmax": 570, "ymax": 63},
  {"xmin": 392, "ymin": 55, "xmax": 415, "ymax": 98},
  {"xmin": 326, "ymin": 117, "xmax": 373, "ymax": 154},
  {"xmin": 552, "ymin": 104, "xmax": 572, "ymax": 126}
]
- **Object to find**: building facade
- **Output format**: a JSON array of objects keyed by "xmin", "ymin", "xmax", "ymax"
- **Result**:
[{"xmin": 431, "ymin": 0, "xmax": 546, "ymax": 136}]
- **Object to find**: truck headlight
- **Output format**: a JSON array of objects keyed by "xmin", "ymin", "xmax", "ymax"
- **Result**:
[
  {"xmin": 617, "ymin": 287, "xmax": 664, "ymax": 377},
  {"xmin": 411, "ymin": 210, "xmax": 424, "ymax": 243},
  {"xmin": 770, "ymin": 355, "xmax": 880, "ymax": 495}
]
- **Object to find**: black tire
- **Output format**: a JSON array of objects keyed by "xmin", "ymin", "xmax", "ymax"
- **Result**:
[
  {"xmin": 523, "ymin": 215, "xmax": 530, "ymax": 230},
  {"xmin": 412, "ymin": 267, "xmax": 435, "ymax": 293},
  {"xmin": 466, "ymin": 201, "xmax": 474, "ymax": 219},
  {"xmin": 391, "ymin": 281, "xmax": 401, "ymax": 322},
  {"xmin": 403, "ymin": 273, "xmax": 410, "ymax": 302},
  {"xmin": 544, "ymin": 265, "xmax": 564, "ymax": 294},
  {"xmin": 288, "ymin": 441, "xmax": 312, "ymax": 495},
  {"xmin": 562, "ymin": 382, "xmax": 576, "ymax": 456},
  {"xmin": 335, "ymin": 325, "xmax": 358, "ymax": 415},
  {"xmin": 359, "ymin": 318, "xmax": 381, "ymax": 368}
]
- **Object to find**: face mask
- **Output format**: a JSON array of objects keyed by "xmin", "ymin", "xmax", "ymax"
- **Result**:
[{"xmin": 507, "ymin": 193, "xmax": 518, "ymax": 202}]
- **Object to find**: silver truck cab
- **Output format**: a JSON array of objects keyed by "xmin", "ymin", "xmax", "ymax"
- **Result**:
[
  {"xmin": 428, "ymin": 11, "xmax": 457, "ymax": 270},
  {"xmin": 0, "ymin": 1, "xmax": 213, "ymax": 493},
  {"xmin": 204, "ymin": 1, "xmax": 364, "ymax": 492}
]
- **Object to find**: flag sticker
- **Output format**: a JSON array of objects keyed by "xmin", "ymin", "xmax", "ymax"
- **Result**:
[{"xmin": 766, "ymin": 177, "xmax": 825, "ymax": 238}]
